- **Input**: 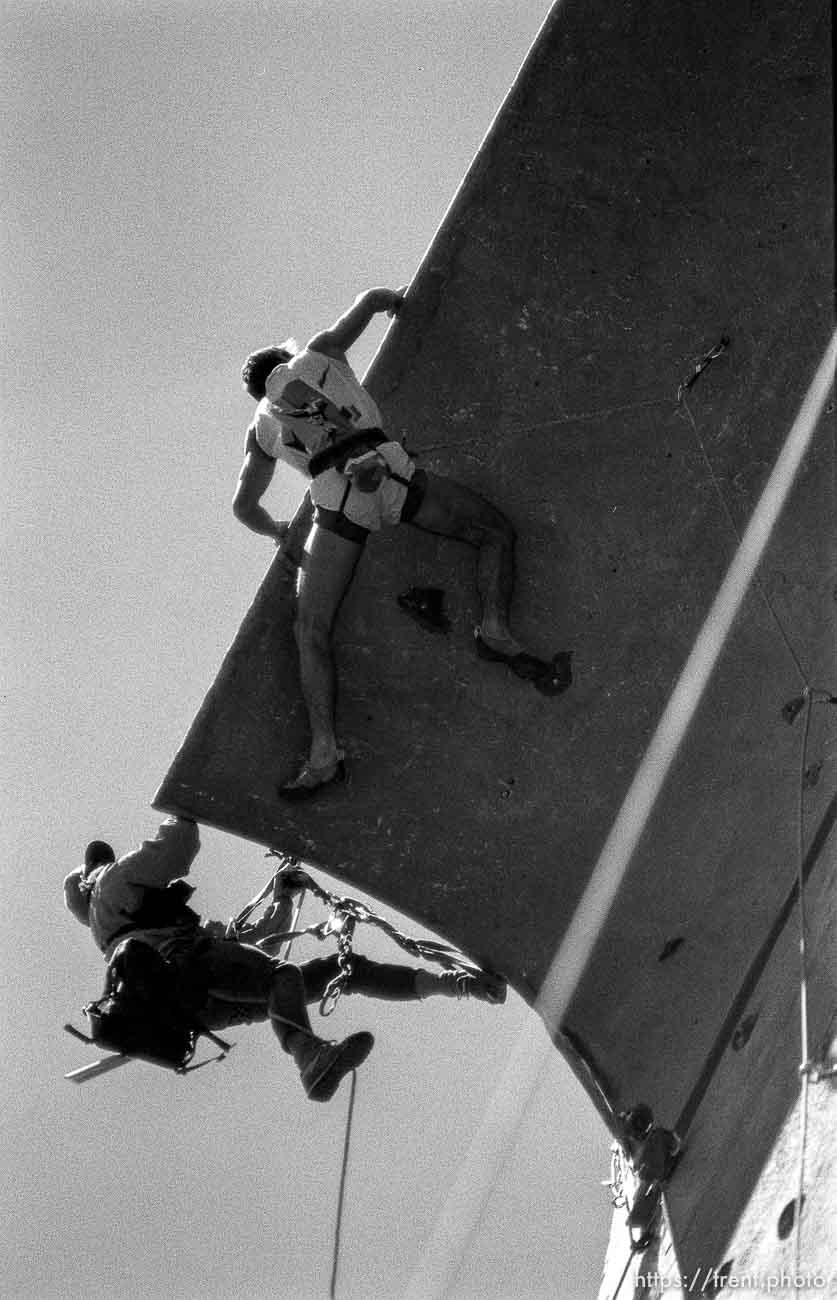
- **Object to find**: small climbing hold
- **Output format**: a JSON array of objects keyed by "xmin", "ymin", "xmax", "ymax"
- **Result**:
[
  {"xmin": 732, "ymin": 1012, "xmax": 759, "ymax": 1051},
  {"xmin": 777, "ymin": 1195, "xmax": 805, "ymax": 1240},
  {"xmin": 781, "ymin": 694, "xmax": 807, "ymax": 724},
  {"xmin": 397, "ymin": 586, "xmax": 451, "ymax": 635},
  {"xmin": 657, "ymin": 936, "xmax": 685, "ymax": 963}
]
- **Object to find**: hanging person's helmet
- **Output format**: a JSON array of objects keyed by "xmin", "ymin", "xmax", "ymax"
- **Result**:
[{"xmin": 63, "ymin": 841, "xmax": 116, "ymax": 926}]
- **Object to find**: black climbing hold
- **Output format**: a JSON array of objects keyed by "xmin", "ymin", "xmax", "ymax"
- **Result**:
[
  {"xmin": 397, "ymin": 586, "xmax": 450, "ymax": 635},
  {"xmin": 781, "ymin": 695, "xmax": 806, "ymax": 724},
  {"xmin": 658, "ymin": 936, "xmax": 685, "ymax": 963},
  {"xmin": 732, "ymin": 1012, "xmax": 758, "ymax": 1051},
  {"xmin": 777, "ymin": 1195, "xmax": 805, "ymax": 1241}
]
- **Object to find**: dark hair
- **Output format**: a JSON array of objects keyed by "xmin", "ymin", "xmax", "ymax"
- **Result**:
[{"xmin": 241, "ymin": 344, "xmax": 294, "ymax": 400}]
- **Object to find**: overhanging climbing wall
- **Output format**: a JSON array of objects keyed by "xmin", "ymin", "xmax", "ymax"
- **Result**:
[{"xmin": 156, "ymin": 0, "xmax": 835, "ymax": 1279}]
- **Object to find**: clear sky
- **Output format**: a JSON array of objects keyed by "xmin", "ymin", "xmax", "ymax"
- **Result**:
[{"xmin": 1, "ymin": 2, "xmax": 611, "ymax": 1297}]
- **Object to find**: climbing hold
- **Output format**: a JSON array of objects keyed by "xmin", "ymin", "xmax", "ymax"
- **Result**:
[
  {"xmin": 397, "ymin": 586, "xmax": 451, "ymax": 635},
  {"xmin": 731, "ymin": 1012, "xmax": 759, "ymax": 1051},
  {"xmin": 657, "ymin": 936, "xmax": 685, "ymax": 963},
  {"xmin": 781, "ymin": 694, "xmax": 807, "ymax": 724},
  {"xmin": 777, "ymin": 1195, "xmax": 805, "ymax": 1241}
]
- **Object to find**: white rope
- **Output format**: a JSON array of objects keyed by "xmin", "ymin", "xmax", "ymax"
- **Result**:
[
  {"xmin": 611, "ymin": 1244, "xmax": 637, "ymax": 1300},
  {"xmin": 793, "ymin": 693, "xmax": 814, "ymax": 1296},
  {"xmin": 259, "ymin": 872, "xmax": 359, "ymax": 1300},
  {"xmin": 403, "ymin": 330, "xmax": 836, "ymax": 1300}
]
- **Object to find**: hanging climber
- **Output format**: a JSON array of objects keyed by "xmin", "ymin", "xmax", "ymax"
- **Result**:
[
  {"xmin": 617, "ymin": 1104, "xmax": 683, "ymax": 1249},
  {"xmin": 63, "ymin": 814, "xmax": 506, "ymax": 1099},
  {"xmin": 233, "ymin": 284, "xmax": 572, "ymax": 798}
]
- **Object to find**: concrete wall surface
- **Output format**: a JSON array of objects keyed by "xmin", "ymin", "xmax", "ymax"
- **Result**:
[{"xmin": 156, "ymin": 0, "xmax": 835, "ymax": 1279}]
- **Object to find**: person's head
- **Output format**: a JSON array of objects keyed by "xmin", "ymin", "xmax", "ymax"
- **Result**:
[
  {"xmin": 622, "ymin": 1104, "xmax": 654, "ymax": 1141},
  {"xmin": 63, "ymin": 839, "xmax": 116, "ymax": 927},
  {"xmin": 241, "ymin": 340, "xmax": 298, "ymax": 400}
]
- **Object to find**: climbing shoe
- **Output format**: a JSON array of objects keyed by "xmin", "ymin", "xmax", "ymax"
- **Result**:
[
  {"xmin": 299, "ymin": 1032, "xmax": 375, "ymax": 1102},
  {"xmin": 440, "ymin": 970, "xmax": 507, "ymax": 1004},
  {"xmin": 474, "ymin": 631, "xmax": 572, "ymax": 697},
  {"xmin": 278, "ymin": 753, "xmax": 346, "ymax": 801}
]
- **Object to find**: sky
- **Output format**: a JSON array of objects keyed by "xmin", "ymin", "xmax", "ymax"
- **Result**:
[{"xmin": 1, "ymin": 2, "xmax": 612, "ymax": 1298}]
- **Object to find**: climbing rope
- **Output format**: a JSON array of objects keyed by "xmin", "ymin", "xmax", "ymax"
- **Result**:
[
  {"xmin": 600, "ymin": 1145, "xmax": 638, "ymax": 1300},
  {"xmin": 785, "ymin": 684, "xmax": 837, "ymax": 1293},
  {"xmin": 610, "ymin": 1247, "xmax": 633, "ymax": 1300},
  {"xmin": 793, "ymin": 690, "xmax": 814, "ymax": 1297},
  {"xmin": 236, "ymin": 856, "xmax": 480, "ymax": 1296},
  {"xmin": 240, "ymin": 860, "xmax": 366, "ymax": 1299},
  {"xmin": 676, "ymin": 340, "xmax": 837, "ymax": 1294},
  {"xmin": 611, "ymin": 1239, "xmax": 645, "ymax": 1300},
  {"xmin": 329, "ymin": 1069, "xmax": 358, "ymax": 1300}
]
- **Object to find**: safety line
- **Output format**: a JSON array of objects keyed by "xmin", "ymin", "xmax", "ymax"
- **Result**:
[
  {"xmin": 330, "ymin": 1070, "xmax": 358, "ymax": 1300},
  {"xmin": 674, "ymin": 786, "xmax": 837, "ymax": 1138},
  {"xmin": 402, "ymin": 330, "xmax": 836, "ymax": 1300},
  {"xmin": 537, "ymin": 328, "xmax": 835, "ymax": 1037},
  {"xmin": 793, "ymin": 694, "xmax": 814, "ymax": 1298},
  {"xmin": 611, "ymin": 1244, "xmax": 636, "ymax": 1300}
]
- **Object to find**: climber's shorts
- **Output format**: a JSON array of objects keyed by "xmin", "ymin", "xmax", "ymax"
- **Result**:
[{"xmin": 311, "ymin": 442, "xmax": 426, "ymax": 545}]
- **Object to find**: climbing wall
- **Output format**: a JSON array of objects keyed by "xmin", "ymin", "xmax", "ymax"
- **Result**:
[{"xmin": 156, "ymin": 0, "xmax": 835, "ymax": 1281}]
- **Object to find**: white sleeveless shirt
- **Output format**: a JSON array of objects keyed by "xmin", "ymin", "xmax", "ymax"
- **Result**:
[{"xmin": 252, "ymin": 349, "xmax": 383, "ymax": 475}]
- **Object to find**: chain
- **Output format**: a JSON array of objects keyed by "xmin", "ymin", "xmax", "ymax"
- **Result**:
[{"xmin": 320, "ymin": 912, "xmax": 358, "ymax": 1016}]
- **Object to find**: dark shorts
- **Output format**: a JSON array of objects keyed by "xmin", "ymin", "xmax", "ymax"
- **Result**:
[{"xmin": 314, "ymin": 467, "xmax": 427, "ymax": 545}]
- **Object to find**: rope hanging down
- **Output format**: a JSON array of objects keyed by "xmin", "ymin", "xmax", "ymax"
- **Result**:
[
  {"xmin": 788, "ymin": 685, "xmax": 837, "ymax": 1294},
  {"xmin": 675, "ymin": 333, "xmax": 836, "ymax": 1295},
  {"xmin": 330, "ymin": 1070, "xmax": 358, "ymax": 1300},
  {"xmin": 235, "ymin": 860, "xmax": 478, "ymax": 1299},
  {"xmin": 231, "ymin": 866, "xmax": 361, "ymax": 1300},
  {"xmin": 232, "ymin": 853, "xmax": 479, "ymax": 1016}
]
